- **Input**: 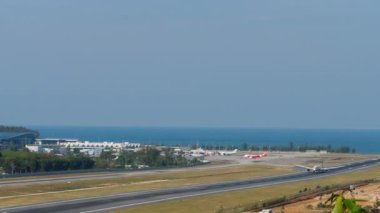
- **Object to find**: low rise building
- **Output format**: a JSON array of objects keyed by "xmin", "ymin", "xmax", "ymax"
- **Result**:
[
  {"xmin": 35, "ymin": 138, "xmax": 79, "ymax": 145},
  {"xmin": 25, "ymin": 144, "xmax": 42, "ymax": 152},
  {"xmin": 62, "ymin": 141, "xmax": 140, "ymax": 150},
  {"xmin": 26, "ymin": 138, "xmax": 79, "ymax": 154},
  {"xmin": 26, "ymin": 138, "xmax": 141, "ymax": 157}
]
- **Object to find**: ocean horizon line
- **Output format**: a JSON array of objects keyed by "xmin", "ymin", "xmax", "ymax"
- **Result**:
[{"xmin": 24, "ymin": 125, "xmax": 380, "ymax": 132}]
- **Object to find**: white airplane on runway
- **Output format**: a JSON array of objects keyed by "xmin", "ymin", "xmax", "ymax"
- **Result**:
[
  {"xmin": 218, "ymin": 149, "xmax": 238, "ymax": 156},
  {"xmin": 296, "ymin": 165, "xmax": 328, "ymax": 173},
  {"xmin": 296, "ymin": 163, "xmax": 343, "ymax": 173}
]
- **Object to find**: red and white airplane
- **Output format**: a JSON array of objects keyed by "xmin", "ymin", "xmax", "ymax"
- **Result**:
[{"xmin": 243, "ymin": 152, "xmax": 268, "ymax": 159}]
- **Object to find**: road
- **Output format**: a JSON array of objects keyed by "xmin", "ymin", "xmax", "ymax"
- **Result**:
[{"xmin": 1, "ymin": 158, "xmax": 380, "ymax": 213}]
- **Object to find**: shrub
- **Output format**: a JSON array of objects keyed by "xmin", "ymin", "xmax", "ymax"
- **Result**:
[{"xmin": 317, "ymin": 202, "xmax": 328, "ymax": 209}]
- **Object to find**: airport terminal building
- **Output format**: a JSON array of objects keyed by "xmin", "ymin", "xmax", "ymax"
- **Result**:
[{"xmin": 0, "ymin": 132, "xmax": 38, "ymax": 150}]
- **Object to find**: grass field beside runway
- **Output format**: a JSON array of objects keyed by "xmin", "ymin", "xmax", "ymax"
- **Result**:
[
  {"xmin": 0, "ymin": 160, "xmax": 232, "ymax": 183},
  {"xmin": 113, "ymin": 165, "xmax": 380, "ymax": 213},
  {"xmin": 0, "ymin": 164, "xmax": 292, "ymax": 208}
]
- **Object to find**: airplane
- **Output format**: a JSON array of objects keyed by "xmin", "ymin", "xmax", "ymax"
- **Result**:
[
  {"xmin": 218, "ymin": 149, "xmax": 238, "ymax": 156},
  {"xmin": 243, "ymin": 152, "xmax": 268, "ymax": 159},
  {"xmin": 296, "ymin": 165, "xmax": 329, "ymax": 173}
]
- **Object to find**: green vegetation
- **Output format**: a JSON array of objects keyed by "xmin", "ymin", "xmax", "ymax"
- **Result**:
[
  {"xmin": 95, "ymin": 147, "xmax": 195, "ymax": 169},
  {"xmin": 326, "ymin": 191, "xmax": 367, "ymax": 213},
  {"xmin": 0, "ymin": 150, "xmax": 94, "ymax": 174},
  {"xmin": 0, "ymin": 147, "xmax": 196, "ymax": 174},
  {"xmin": 317, "ymin": 202, "xmax": 328, "ymax": 209},
  {"xmin": 262, "ymin": 143, "xmax": 353, "ymax": 153},
  {"xmin": 305, "ymin": 204, "xmax": 313, "ymax": 209},
  {"xmin": 198, "ymin": 141, "xmax": 354, "ymax": 153}
]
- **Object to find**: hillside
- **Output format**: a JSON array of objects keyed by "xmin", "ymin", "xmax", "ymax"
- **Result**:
[{"xmin": 0, "ymin": 125, "xmax": 39, "ymax": 137}]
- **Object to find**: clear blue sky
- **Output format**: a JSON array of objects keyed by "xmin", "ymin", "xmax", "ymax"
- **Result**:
[{"xmin": 1, "ymin": 1, "xmax": 379, "ymax": 128}]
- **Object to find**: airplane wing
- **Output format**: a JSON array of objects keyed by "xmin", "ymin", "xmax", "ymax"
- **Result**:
[
  {"xmin": 321, "ymin": 165, "xmax": 344, "ymax": 170},
  {"xmin": 295, "ymin": 165, "xmax": 314, "ymax": 170}
]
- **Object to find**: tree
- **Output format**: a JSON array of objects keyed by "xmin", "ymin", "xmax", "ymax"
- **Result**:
[
  {"xmin": 115, "ymin": 147, "xmax": 189, "ymax": 169},
  {"xmin": 73, "ymin": 148, "xmax": 81, "ymax": 155},
  {"xmin": 326, "ymin": 191, "xmax": 367, "ymax": 213},
  {"xmin": 139, "ymin": 147, "xmax": 160, "ymax": 166},
  {"xmin": 289, "ymin": 141, "xmax": 294, "ymax": 151},
  {"xmin": 335, "ymin": 146, "xmax": 350, "ymax": 153},
  {"xmin": 0, "ymin": 152, "xmax": 2, "ymax": 167},
  {"xmin": 116, "ymin": 155, "xmax": 126, "ymax": 167},
  {"xmin": 0, "ymin": 150, "xmax": 95, "ymax": 173},
  {"xmin": 241, "ymin": 143, "xmax": 248, "ymax": 151}
]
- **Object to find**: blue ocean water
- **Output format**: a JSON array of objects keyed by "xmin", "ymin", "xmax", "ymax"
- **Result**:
[{"xmin": 29, "ymin": 126, "xmax": 380, "ymax": 154}]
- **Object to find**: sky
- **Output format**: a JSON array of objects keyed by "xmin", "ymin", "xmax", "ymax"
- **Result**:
[{"xmin": 1, "ymin": 1, "xmax": 380, "ymax": 129}]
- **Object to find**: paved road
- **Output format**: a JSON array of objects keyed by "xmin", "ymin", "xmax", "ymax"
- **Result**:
[{"xmin": 1, "ymin": 158, "xmax": 379, "ymax": 213}]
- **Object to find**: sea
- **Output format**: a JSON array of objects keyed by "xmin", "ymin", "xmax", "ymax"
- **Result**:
[{"xmin": 27, "ymin": 126, "xmax": 380, "ymax": 154}]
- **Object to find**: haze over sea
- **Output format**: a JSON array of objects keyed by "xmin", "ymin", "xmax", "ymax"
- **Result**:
[{"xmin": 30, "ymin": 126, "xmax": 380, "ymax": 154}]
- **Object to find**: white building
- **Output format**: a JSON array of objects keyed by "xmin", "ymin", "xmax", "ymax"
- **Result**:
[
  {"xmin": 35, "ymin": 138, "xmax": 79, "ymax": 145},
  {"xmin": 25, "ymin": 144, "xmax": 42, "ymax": 152},
  {"xmin": 26, "ymin": 138, "xmax": 79, "ymax": 153},
  {"xmin": 62, "ymin": 141, "xmax": 140, "ymax": 149},
  {"xmin": 61, "ymin": 141, "xmax": 141, "ymax": 156},
  {"xmin": 27, "ymin": 138, "xmax": 141, "ymax": 156}
]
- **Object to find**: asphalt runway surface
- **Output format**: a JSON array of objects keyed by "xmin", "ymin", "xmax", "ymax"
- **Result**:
[
  {"xmin": 0, "ymin": 163, "xmax": 241, "ymax": 187},
  {"xmin": 1, "ymin": 158, "xmax": 380, "ymax": 213}
]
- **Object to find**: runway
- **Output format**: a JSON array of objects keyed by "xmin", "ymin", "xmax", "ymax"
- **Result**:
[
  {"xmin": 1, "ymin": 158, "xmax": 379, "ymax": 213},
  {"xmin": 0, "ymin": 163, "xmax": 240, "ymax": 187}
]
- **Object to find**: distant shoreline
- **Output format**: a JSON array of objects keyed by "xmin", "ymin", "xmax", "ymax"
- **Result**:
[{"xmin": 24, "ymin": 126, "xmax": 380, "ymax": 154}]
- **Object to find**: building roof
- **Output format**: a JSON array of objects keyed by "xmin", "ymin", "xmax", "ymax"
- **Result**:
[
  {"xmin": 0, "ymin": 132, "xmax": 36, "ymax": 140},
  {"xmin": 36, "ymin": 138, "xmax": 79, "ymax": 141}
]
